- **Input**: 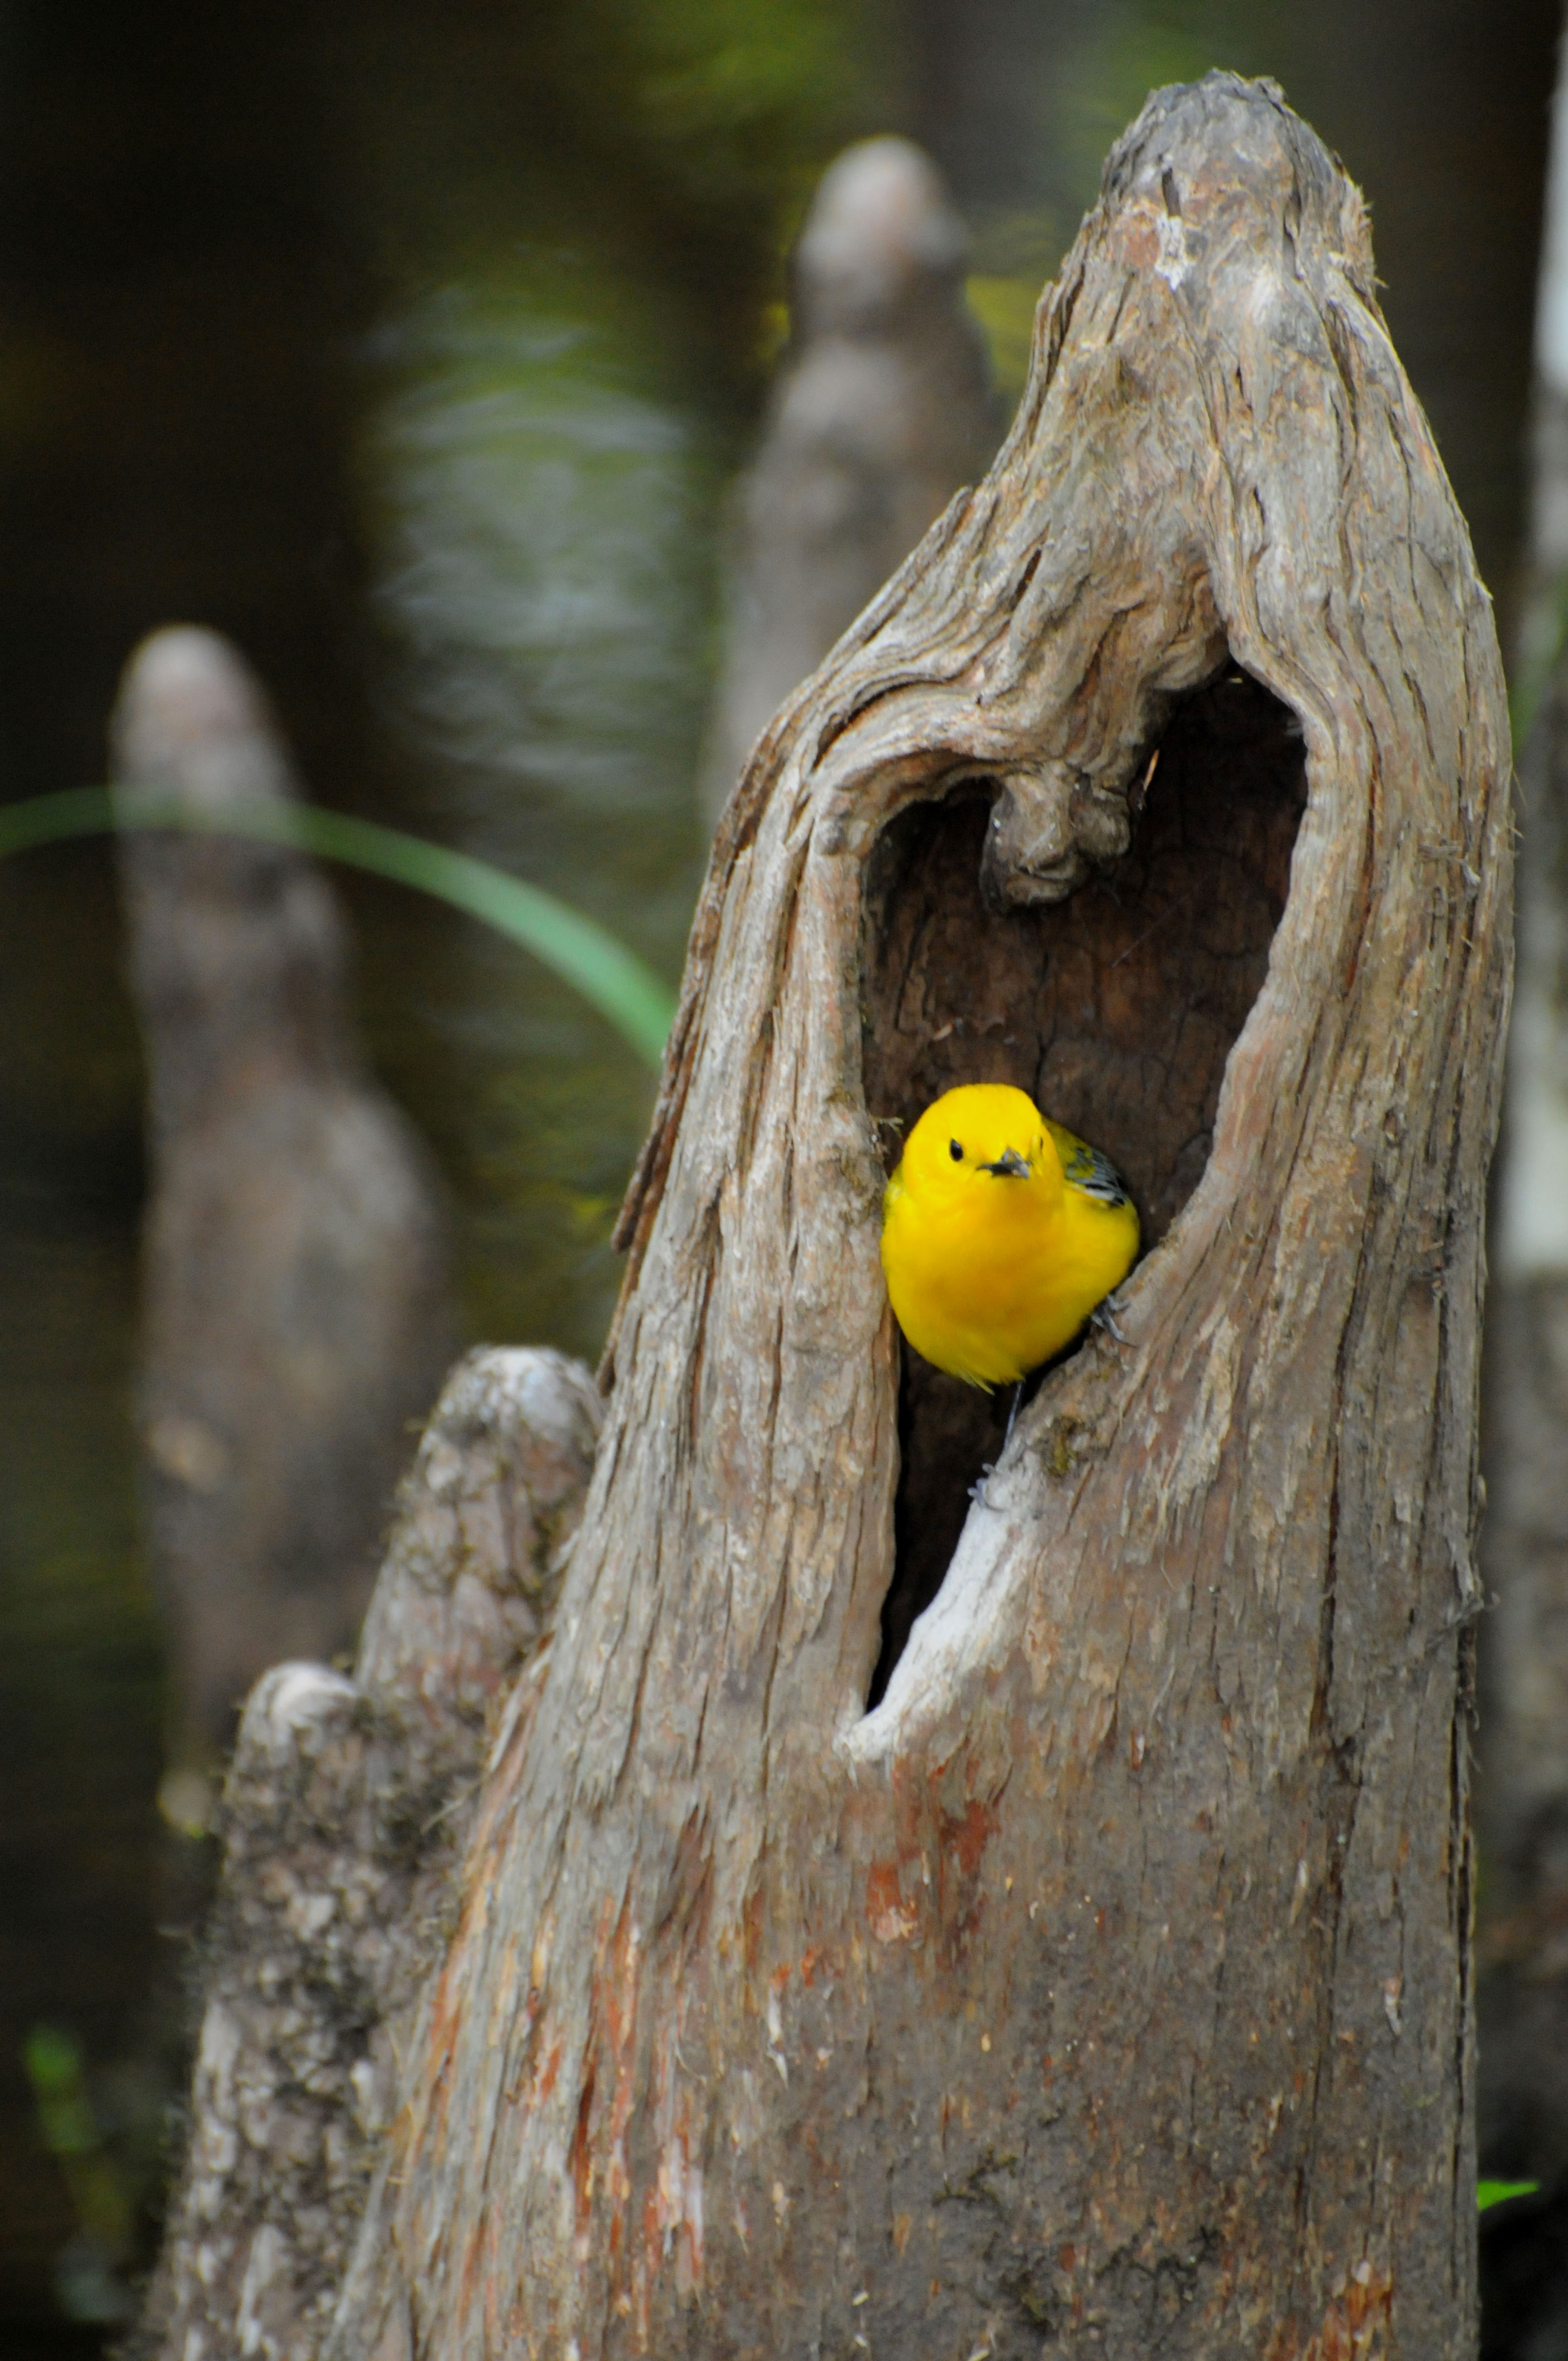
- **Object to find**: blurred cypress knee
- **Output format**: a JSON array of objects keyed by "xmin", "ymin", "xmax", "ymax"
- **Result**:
[
  {"xmin": 703, "ymin": 136, "xmax": 1000, "ymax": 821},
  {"xmin": 113, "ymin": 626, "xmax": 457, "ymax": 1773}
]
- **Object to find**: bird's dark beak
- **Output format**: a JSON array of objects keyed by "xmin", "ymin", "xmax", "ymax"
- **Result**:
[{"xmin": 979, "ymin": 1146, "xmax": 1031, "ymax": 1179}]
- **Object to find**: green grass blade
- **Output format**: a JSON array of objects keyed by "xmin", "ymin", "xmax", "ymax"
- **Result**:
[
  {"xmin": 1477, "ymin": 2178, "xmax": 1541, "ymax": 2213},
  {"xmin": 0, "ymin": 784, "xmax": 124, "ymax": 856},
  {"xmin": 0, "ymin": 785, "xmax": 676, "ymax": 1071}
]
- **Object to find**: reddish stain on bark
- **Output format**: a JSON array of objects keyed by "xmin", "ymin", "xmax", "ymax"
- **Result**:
[
  {"xmin": 1120, "ymin": 213, "xmax": 1162, "ymax": 273},
  {"xmin": 638, "ymin": 2185, "xmax": 661, "ymax": 2348},
  {"xmin": 742, "ymin": 1885, "xmax": 765, "ymax": 1979},
  {"xmin": 1264, "ymin": 2262, "xmax": 1394, "ymax": 2361},
  {"xmin": 943, "ymin": 1796, "xmax": 998, "ymax": 1878},
  {"xmin": 570, "ymin": 1893, "xmax": 644, "ymax": 2277},
  {"xmin": 570, "ymin": 2059, "xmax": 597, "ymax": 2228},
  {"xmin": 457, "ymin": 2222, "xmax": 485, "ymax": 2324},
  {"xmin": 931, "ymin": 1794, "xmax": 999, "ymax": 1956},
  {"xmin": 867, "ymin": 1860, "xmax": 920, "ymax": 1943},
  {"xmin": 427, "ymin": 1951, "xmax": 465, "ymax": 2063},
  {"xmin": 536, "ymin": 2036, "xmax": 563, "ymax": 2104}
]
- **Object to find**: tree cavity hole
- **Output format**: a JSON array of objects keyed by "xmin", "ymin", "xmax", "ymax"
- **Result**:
[{"xmin": 860, "ymin": 666, "xmax": 1307, "ymax": 1702}]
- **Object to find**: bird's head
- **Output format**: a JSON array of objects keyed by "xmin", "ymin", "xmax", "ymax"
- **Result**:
[{"xmin": 895, "ymin": 1081, "xmax": 1062, "ymax": 1208}]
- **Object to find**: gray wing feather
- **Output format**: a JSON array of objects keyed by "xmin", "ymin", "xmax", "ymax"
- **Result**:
[{"xmin": 1060, "ymin": 1136, "xmax": 1131, "ymax": 1208}]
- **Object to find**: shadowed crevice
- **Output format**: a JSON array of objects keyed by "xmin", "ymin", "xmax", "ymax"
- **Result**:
[{"xmin": 862, "ymin": 666, "xmax": 1307, "ymax": 1701}]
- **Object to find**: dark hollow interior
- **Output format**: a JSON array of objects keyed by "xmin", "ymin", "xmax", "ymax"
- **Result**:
[{"xmin": 860, "ymin": 668, "xmax": 1308, "ymax": 1702}]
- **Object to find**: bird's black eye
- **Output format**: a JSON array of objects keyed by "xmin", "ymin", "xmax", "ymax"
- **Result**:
[{"xmin": 949, "ymin": 1139, "xmax": 964, "ymax": 1161}]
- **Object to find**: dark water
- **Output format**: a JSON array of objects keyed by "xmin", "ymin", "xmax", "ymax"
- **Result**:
[{"xmin": 0, "ymin": 0, "xmax": 1555, "ymax": 2339}]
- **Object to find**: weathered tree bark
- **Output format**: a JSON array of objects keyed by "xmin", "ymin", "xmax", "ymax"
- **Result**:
[
  {"xmin": 114, "ymin": 627, "xmax": 457, "ymax": 1769},
  {"xmin": 131, "ymin": 1346, "xmax": 601, "ymax": 2361},
  {"xmin": 300, "ymin": 73, "xmax": 1512, "ymax": 2361},
  {"xmin": 703, "ymin": 135, "xmax": 999, "ymax": 822}
]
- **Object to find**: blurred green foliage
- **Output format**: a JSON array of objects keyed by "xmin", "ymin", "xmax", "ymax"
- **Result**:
[
  {"xmin": 965, "ymin": 274, "xmax": 1040, "ymax": 405},
  {"xmin": 20, "ymin": 2026, "xmax": 138, "ymax": 2324},
  {"xmin": 1051, "ymin": 2, "xmax": 1271, "ymax": 204},
  {"xmin": 595, "ymin": 0, "xmax": 886, "ymax": 210},
  {"xmin": 334, "ymin": 0, "xmax": 901, "ymax": 410}
]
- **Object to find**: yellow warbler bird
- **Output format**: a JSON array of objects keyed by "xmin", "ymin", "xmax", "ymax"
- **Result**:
[{"xmin": 880, "ymin": 1082, "xmax": 1139, "ymax": 1388}]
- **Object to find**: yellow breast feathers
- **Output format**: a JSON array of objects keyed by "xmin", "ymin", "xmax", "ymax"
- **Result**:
[{"xmin": 879, "ymin": 1082, "xmax": 1139, "ymax": 1388}]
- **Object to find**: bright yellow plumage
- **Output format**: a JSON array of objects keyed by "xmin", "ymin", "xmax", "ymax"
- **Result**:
[{"xmin": 879, "ymin": 1083, "xmax": 1139, "ymax": 1388}]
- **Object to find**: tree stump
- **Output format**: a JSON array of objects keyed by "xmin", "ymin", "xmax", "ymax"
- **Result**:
[
  {"xmin": 132, "ymin": 1348, "xmax": 601, "ymax": 2361},
  {"xmin": 318, "ymin": 74, "xmax": 1508, "ymax": 2359}
]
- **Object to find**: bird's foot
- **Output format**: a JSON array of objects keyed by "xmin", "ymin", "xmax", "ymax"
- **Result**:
[
  {"xmin": 1091, "ymin": 1289, "xmax": 1131, "ymax": 1347},
  {"xmin": 971, "ymin": 1384, "xmax": 1026, "ymax": 1508}
]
